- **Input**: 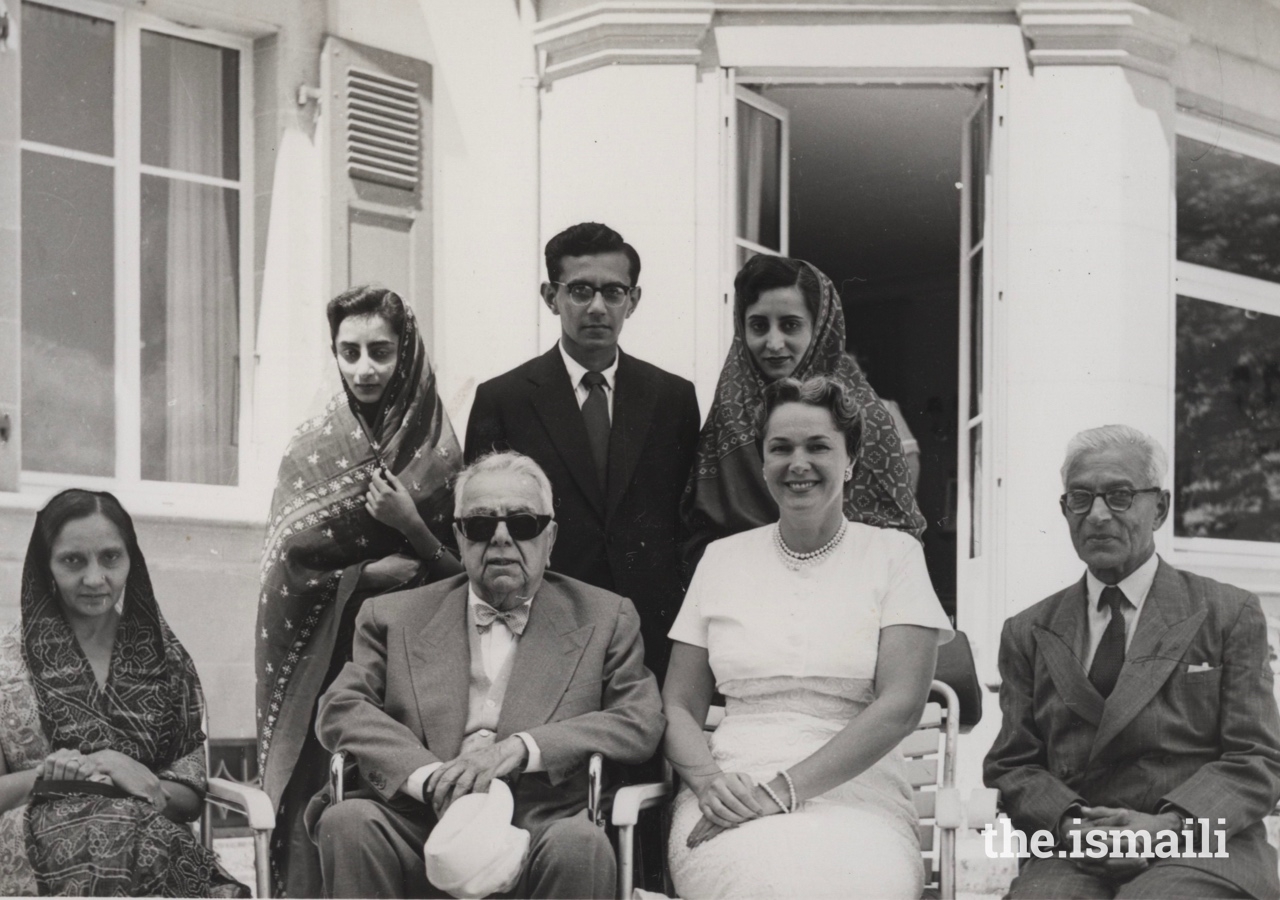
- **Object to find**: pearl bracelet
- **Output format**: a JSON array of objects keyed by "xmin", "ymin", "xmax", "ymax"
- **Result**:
[
  {"xmin": 779, "ymin": 770, "xmax": 798, "ymax": 813},
  {"xmin": 758, "ymin": 781, "xmax": 790, "ymax": 815}
]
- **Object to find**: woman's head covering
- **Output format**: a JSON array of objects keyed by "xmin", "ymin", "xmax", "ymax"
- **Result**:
[
  {"xmin": 21, "ymin": 489, "xmax": 205, "ymax": 778},
  {"xmin": 682, "ymin": 259, "xmax": 925, "ymax": 561},
  {"xmin": 256, "ymin": 302, "xmax": 461, "ymax": 799}
]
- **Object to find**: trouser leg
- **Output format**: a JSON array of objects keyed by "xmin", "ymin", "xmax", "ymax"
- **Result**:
[
  {"xmin": 517, "ymin": 810, "xmax": 616, "ymax": 900},
  {"xmin": 315, "ymin": 798, "xmax": 435, "ymax": 899},
  {"xmin": 1006, "ymin": 856, "xmax": 1115, "ymax": 900}
]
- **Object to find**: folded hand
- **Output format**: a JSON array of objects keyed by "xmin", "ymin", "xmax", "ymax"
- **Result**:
[
  {"xmin": 686, "ymin": 815, "xmax": 730, "ymax": 848},
  {"xmin": 40, "ymin": 748, "xmax": 99, "ymax": 782},
  {"xmin": 87, "ymin": 749, "xmax": 165, "ymax": 810},
  {"xmin": 365, "ymin": 470, "xmax": 420, "ymax": 535},
  {"xmin": 426, "ymin": 738, "xmax": 527, "ymax": 817},
  {"xmin": 692, "ymin": 771, "xmax": 764, "ymax": 829}
]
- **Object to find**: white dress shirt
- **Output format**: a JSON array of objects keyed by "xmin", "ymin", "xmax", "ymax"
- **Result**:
[
  {"xmin": 402, "ymin": 589, "xmax": 544, "ymax": 802},
  {"xmin": 558, "ymin": 340, "xmax": 618, "ymax": 420},
  {"xmin": 1082, "ymin": 552, "xmax": 1160, "ymax": 671}
]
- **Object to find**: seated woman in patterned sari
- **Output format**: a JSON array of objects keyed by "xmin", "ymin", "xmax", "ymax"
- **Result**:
[
  {"xmin": 0, "ymin": 488, "xmax": 247, "ymax": 897},
  {"xmin": 256, "ymin": 285, "xmax": 465, "ymax": 896}
]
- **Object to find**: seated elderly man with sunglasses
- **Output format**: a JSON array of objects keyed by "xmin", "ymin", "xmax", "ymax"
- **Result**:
[
  {"xmin": 984, "ymin": 425, "xmax": 1280, "ymax": 900},
  {"xmin": 313, "ymin": 450, "xmax": 664, "ymax": 899}
]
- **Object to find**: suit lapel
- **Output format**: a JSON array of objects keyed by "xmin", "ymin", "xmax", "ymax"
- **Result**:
[
  {"xmin": 528, "ymin": 347, "xmax": 606, "ymax": 516},
  {"xmin": 405, "ymin": 583, "xmax": 471, "ymax": 761},
  {"xmin": 1090, "ymin": 560, "xmax": 1205, "ymax": 761},
  {"xmin": 496, "ymin": 584, "xmax": 594, "ymax": 735},
  {"xmin": 605, "ymin": 351, "xmax": 658, "ymax": 523},
  {"xmin": 1034, "ymin": 578, "xmax": 1105, "ymax": 727}
]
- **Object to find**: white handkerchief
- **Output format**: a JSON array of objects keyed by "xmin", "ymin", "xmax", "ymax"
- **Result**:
[{"xmin": 1187, "ymin": 662, "xmax": 1217, "ymax": 673}]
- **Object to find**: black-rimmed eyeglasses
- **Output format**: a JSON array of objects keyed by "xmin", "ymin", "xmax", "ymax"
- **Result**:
[
  {"xmin": 454, "ymin": 514, "xmax": 553, "ymax": 542},
  {"xmin": 1059, "ymin": 488, "xmax": 1162, "ymax": 515},
  {"xmin": 550, "ymin": 282, "xmax": 634, "ymax": 307}
]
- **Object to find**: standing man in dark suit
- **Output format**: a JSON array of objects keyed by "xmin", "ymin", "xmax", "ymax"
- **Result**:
[
  {"xmin": 984, "ymin": 425, "xmax": 1280, "ymax": 899},
  {"xmin": 466, "ymin": 222, "xmax": 701, "ymax": 682},
  {"xmin": 313, "ymin": 451, "xmax": 663, "ymax": 898}
]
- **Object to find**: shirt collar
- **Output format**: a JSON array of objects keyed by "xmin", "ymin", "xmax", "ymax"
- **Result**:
[
  {"xmin": 558, "ymin": 340, "xmax": 618, "ymax": 391},
  {"xmin": 1085, "ymin": 552, "xmax": 1160, "ymax": 614}
]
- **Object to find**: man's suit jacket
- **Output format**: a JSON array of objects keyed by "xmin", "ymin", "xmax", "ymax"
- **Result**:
[
  {"xmin": 465, "ymin": 347, "xmax": 700, "ymax": 680},
  {"xmin": 984, "ymin": 559, "xmax": 1280, "ymax": 899},
  {"xmin": 315, "ymin": 571, "xmax": 665, "ymax": 831}
]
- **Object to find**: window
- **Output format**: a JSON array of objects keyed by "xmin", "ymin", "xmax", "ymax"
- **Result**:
[
  {"xmin": 733, "ymin": 85, "xmax": 789, "ymax": 269},
  {"xmin": 1174, "ymin": 120, "xmax": 1280, "ymax": 546},
  {"xmin": 20, "ymin": 0, "xmax": 251, "ymax": 488}
]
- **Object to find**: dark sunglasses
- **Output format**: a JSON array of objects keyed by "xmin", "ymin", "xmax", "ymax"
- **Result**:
[{"xmin": 454, "ymin": 514, "xmax": 553, "ymax": 542}]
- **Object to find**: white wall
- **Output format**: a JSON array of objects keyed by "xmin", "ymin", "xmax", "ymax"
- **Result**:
[
  {"xmin": 539, "ymin": 64, "xmax": 702, "ymax": 383},
  {"xmin": 1000, "ymin": 65, "xmax": 1177, "ymax": 615},
  {"xmin": 329, "ymin": 0, "xmax": 541, "ymax": 431}
]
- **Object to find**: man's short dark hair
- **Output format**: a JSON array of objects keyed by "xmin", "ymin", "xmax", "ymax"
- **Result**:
[{"xmin": 544, "ymin": 222, "xmax": 641, "ymax": 285}]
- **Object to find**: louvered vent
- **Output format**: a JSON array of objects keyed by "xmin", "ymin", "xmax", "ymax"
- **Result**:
[{"xmin": 346, "ymin": 66, "xmax": 420, "ymax": 190}]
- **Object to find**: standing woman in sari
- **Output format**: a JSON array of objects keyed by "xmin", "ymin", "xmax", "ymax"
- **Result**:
[
  {"xmin": 256, "ymin": 286, "xmax": 463, "ymax": 896},
  {"xmin": 0, "ymin": 489, "xmax": 247, "ymax": 896},
  {"xmin": 682, "ymin": 255, "xmax": 925, "ymax": 566}
]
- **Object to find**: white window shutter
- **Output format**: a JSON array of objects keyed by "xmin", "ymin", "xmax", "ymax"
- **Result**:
[{"xmin": 321, "ymin": 37, "xmax": 433, "ymax": 349}]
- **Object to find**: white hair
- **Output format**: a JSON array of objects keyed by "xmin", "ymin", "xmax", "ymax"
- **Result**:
[
  {"xmin": 1060, "ymin": 425, "xmax": 1168, "ymax": 489},
  {"xmin": 453, "ymin": 451, "xmax": 555, "ymax": 517}
]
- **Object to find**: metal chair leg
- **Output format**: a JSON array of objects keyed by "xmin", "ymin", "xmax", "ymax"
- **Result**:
[
  {"xmin": 254, "ymin": 830, "xmax": 272, "ymax": 898},
  {"xmin": 618, "ymin": 823, "xmax": 636, "ymax": 899}
]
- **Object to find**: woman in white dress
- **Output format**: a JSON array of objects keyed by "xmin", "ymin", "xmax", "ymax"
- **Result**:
[{"xmin": 663, "ymin": 374, "xmax": 954, "ymax": 900}]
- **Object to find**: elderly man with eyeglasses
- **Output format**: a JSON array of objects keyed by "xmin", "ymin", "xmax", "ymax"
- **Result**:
[
  {"xmin": 984, "ymin": 425, "xmax": 1280, "ymax": 900},
  {"xmin": 313, "ymin": 450, "xmax": 664, "ymax": 899}
]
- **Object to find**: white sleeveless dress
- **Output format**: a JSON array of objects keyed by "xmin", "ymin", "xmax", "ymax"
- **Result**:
[{"xmin": 667, "ymin": 523, "xmax": 953, "ymax": 900}]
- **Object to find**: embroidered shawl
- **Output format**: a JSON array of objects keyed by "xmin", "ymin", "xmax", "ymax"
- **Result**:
[
  {"xmin": 21, "ymin": 490, "xmax": 206, "ymax": 782},
  {"xmin": 255, "ymin": 306, "xmax": 461, "ymax": 803},
  {"xmin": 17, "ymin": 491, "xmax": 245, "ymax": 896},
  {"xmin": 682, "ymin": 260, "xmax": 926, "ymax": 563}
]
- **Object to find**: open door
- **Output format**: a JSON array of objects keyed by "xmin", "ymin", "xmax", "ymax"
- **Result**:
[{"xmin": 957, "ymin": 72, "xmax": 1005, "ymax": 679}]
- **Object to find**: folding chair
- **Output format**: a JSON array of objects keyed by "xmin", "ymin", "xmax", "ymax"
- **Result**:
[{"xmin": 198, "ymin": 723, "xmax": 276, "ymax": 897}]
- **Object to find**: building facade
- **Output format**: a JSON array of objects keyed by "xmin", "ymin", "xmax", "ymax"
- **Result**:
[{"xmin": 0, "ymin": 0, "xmax": 1278, "ymax": 840}]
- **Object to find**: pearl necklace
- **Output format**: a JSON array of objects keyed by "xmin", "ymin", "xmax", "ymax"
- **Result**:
[{"xmin": 773, "ymin": 519, "xmax": 848, "ymax": 571}]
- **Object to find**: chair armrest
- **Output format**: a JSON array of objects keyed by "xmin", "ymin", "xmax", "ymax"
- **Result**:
[
  {"xmin": 935, "ymin": 787, "xmax": 964, "ymax": 829},
  {"xmin": 587, "ymin": 753, "xmax": 604, "ymax": 827},
  {"xmin": 967, "ymin": 787, "xmax": 1000, "ymax": 830},
  {"xmin": 206, "ymin": 778, "xmax": 276, "ymax": 831},
  {"xmin": 611, "ymin": 782, "xmax": 671, "ymax": 828}
]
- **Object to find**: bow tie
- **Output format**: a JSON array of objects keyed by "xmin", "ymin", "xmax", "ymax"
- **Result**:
[{"xmin": 473, "ymin": 600, "xmax": 531, "ymax": 636}]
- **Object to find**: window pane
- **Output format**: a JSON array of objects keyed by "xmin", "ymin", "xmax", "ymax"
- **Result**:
[
  {"xmin": 1175, "ymin": 295, "xmax": 1280, "ymax": 542},
  {"xmin": 140, "ymin": 31, "xmax": 239, "ymax": 179},
  {"xmin": 737, "ymin": 100, "xmax": 782, "ymax": 251},
  {"xmin": 140, "ymin": 175, "xmax": 240, "ymax": 485},
  {"xmin": 968, "ymin": 100, "xmax": 987, "ymax": 248},
  {"xmin": 21, "ymin": 2, "xmax": 114, "ymax": 156},
  {"xmin": 968, "ymin": 248, "xmax": 983, "ymax": 420},
  {"xmin": 1177, "ymin": 136, "xmax": 1280, "ymax": 285},
  {"xmin": 21, "ymin": 151, "xmax": 115, "ymax": 475}
]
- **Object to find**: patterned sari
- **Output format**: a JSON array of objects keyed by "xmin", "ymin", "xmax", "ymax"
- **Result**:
[
  {"xmin": 0, "ymin": 492, "xmax": 247, "ymax": 897},
  {"xmin": 255, "ymin": 306, "xmax": 462, "ymax": 895},
  {"xmin": 682, "ymin": 260, "xmax": 926, "ymax": 564}
]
